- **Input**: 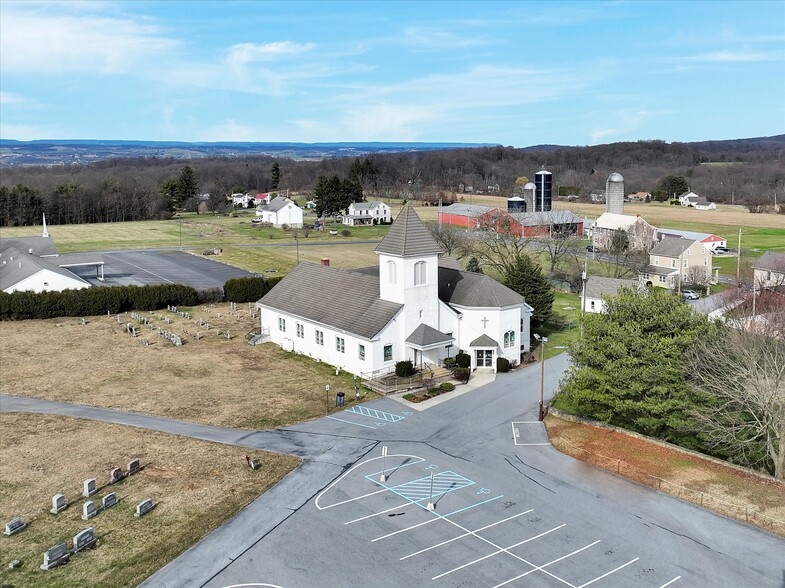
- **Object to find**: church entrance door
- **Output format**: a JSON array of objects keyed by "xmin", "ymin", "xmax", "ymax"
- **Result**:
[{"xmin": 475, "ymin": 349, "xmax": 493, "ymax": 368}]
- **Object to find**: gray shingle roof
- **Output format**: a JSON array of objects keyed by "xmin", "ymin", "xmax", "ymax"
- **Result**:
[
  {"xmin": 0, "ymin": 236, "xmax": 57, "ymax": 257},
  {"xmin": 405, "ymin": 324, "xmax": 453, "ymax": 347},
  {"xmin": 438, "ymin": 267, "xmax": 525, "ymax": 307},
  {"xmin": 470, "ymin": 334, "xmax": 498, "ymax": 347},
  {"xmin": 351, "ymin": 201, "xmax": 384, "ymax": 210},
  {"xmin": 262, "ymin": 196, "xmax": 295, "ymax": 213},
  {"xmin": 439, "ymin": 203, "xmax": 494, "ymax": 216},
  {"xmin": 642, "ymin": 264, "xmax": 677, "ymax": 276},
  {"xmin": 657, "ymin": 228, "xmax": 714, "ymax": 242},
  {"xmin": 508, "ymin": 210, "xmax": 583, "ymax": 227},
  {"xmin": 650, "ymin": 238, "xmax": 696, "ymax": 257},
  {"xmin": 0, "ymin": 248, "xmax": 90, "ymax": 291},
  {"xmin": 375, "ymin": 204, "xmax": 443, "ymax": 257},
  {"xmin": 256, "ymin": 263, "xmax": 402, "ymax": 339},
  {"xmin": 583, "ymin": 276, "xmax": 637, "ymax": 299},
  {"xmin": 753, "ymin": 251, "xmax": 785, "ymax": 272}
]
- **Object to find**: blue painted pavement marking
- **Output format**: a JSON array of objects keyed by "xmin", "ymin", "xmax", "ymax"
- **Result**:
[
  {"xmin": 347, "ymin": 406, "xmax": 405, "ymax": 422},
  {"xmin": 383, "ymin": 471, "xmax": 475, "ymax": 503}
]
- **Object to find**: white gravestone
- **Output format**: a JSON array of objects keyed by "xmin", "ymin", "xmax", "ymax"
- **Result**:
[
  {"xmin": 4, "ymin": 517, "xmax": 26, "ymax": 536},
  {"xmin": 73, "ymin": 527, "xmax": 97, "ymax": 553},
  {"xmin": 134, "ymin": 499, "xmax": 155, "ymax": 518},
  {"xmin": 50, "ymin": 494, "xmax": 66, "ymax": 514},
  {"xmin": 41, "ymin": 543, "xmax": 70, "ymax": 570},
  {"xmin": 102, "ymin": 492, "xmax": 118, "ymax": 510},
  {"xmin": 83, "ymin": 478, "xmax": 97, "ymax": 497},
  {"xmin": 82, "ymin": 501, "xmax": 97, "ymax": 521}
]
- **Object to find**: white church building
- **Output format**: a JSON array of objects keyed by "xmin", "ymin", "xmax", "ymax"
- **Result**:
[{"xmin": 255, "ymin": 204, "xmax": 533, "ymax": 376}]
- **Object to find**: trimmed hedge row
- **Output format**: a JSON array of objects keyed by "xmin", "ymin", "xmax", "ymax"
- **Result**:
[
  {"xmin": 224, "ymin": 276, "xmax": 282, "ymax": 303},
  {"xmin": 0, "ymin": 284, "xmax": 201, "ymax": 320}
]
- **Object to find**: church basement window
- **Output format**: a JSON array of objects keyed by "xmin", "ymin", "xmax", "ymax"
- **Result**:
[
  {"xmin": 384, "ymin": 344, "xmax": 393, "ymax": 361},
  {"xmin": 315, "ymin": 330, "xmax": 324, "ymax": 345},
  {"xmin": 336, "ymin": 337, "xmax": 345, "ymax": 353},
  {"xmin": 278, "ymin": 317, "xmax": 286, "ymax": 332},
  {"xmin": 296, "ymin": 323, "xmax": 304, "ymax": 338},
  {"xmin": 359, "ymin": 344, "xmax": 365, "ymax": 360}
]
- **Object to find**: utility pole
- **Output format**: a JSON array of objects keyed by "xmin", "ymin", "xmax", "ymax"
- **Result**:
[
  {"xmin": 580, "ymin": 257, "xmax": 588, "ymax": 336},
  {"xmin": 736, "ymin": 226, "xmax": 742, "ymax": 286}
]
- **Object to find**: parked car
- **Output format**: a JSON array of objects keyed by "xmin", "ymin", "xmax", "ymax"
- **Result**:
[
  {"xmin": 713, "ymin": 246, "xmax": 729, "ymax": 254},
  {"xmin": 586, "ymin": 245, "xmax": 597, "ymax": 252},
  {"xmin": 681, "ymin": 290, "xmax": 700, "ymax": 300}
]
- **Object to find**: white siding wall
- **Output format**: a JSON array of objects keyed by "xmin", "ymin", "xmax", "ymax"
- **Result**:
[{"xmin": 7, "ymin": 269, "xmax": 90, "ymax": 293}]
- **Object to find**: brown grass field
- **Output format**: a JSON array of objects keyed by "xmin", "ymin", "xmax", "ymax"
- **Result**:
[
  {"xmin": 545, "ymin": 416, "xmax": 785, "ymax": 537},
  {"xmin": 0, "ymin": 413, "xmax": 299, "ymax": 587},
  {"xmin": 0, "ymin": 302, "xmax": 376, "ymax": 429}
]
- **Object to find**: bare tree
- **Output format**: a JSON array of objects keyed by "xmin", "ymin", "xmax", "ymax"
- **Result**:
[
  {"xmin": 537, "ymin": 210, "xmax": 585, "ymax": 275},
  {"xmin": 687, "ymin": 308, "xmax": 785, "ymax": 479},
  {"xmin": 427, "ymin": 223, "xmax": 471, "ymax": 258},
  {"xmin": 465, "ymin": 230, "xmax": 532, "ymax": 277}
]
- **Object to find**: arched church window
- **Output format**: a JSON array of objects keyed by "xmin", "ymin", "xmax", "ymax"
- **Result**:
[
  {"xmin": 414, "ymin": 261, "xmax": 426, "ymax": 285},
  {"xmin": 387, "ymin": 260, "xmax": 397, "ymax": 284}
]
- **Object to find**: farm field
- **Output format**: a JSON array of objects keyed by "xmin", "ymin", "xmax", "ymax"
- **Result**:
[
  {"xmin": 0, "ymin": 413, "xmax": 298, "ymax": 588},
  {"xmin": 0, "ymin": 303, "xmax": 375, "ymax": 429}
]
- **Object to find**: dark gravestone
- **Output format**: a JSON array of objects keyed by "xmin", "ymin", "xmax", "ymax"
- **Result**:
[
  {"xmin": 102, "ymin": 492, "xmax": 118, "ymax": 510},
  {"xmin": 127, "ymin": 458, "xmax": 141, "ymax": 475},
  {"xmin": 109, "ymin": 467, "xmax": 124, "ymax": 484}
]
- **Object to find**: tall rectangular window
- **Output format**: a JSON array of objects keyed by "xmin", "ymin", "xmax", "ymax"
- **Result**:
[
  {"xmin": 384, "ymin": 344, "xmax": 393, "ymax": 361},
  {"xmin": 359, "ymin": 344, "xmax": 365, "ymax": 360},
  {"xmin": 296, "ymin": 323, "xmax": 304, "ymax": 338},
  {"xmin": 414, "ymin": 261, "xmax": 426, "ymax": 285},
  {"xmin": 315, "ymin": 330, "xmax": 324, "ymax": 345},
  {"xmin": 278, "ymin": 317, "xmax": 286, "ymax": 332},
  {"xmin": 336, "ymin": 337, "xmax": 345, "ymax": 353}
]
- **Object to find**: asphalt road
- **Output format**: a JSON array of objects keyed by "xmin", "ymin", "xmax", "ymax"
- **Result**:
[{"xmin": 3, "ymin": 355, "xmax": 783, "ymax": 588}]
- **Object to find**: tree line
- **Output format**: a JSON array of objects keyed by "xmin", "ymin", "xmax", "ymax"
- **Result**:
[{"xmin": 2, "ymin": 136, "xmax": 783, "ymax": 227}]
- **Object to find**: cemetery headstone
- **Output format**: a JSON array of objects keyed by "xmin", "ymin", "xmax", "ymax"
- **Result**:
[
  {"xmin": 102, "ymin": 492, "xmax": 118, "ymax": 510},
  {"xmin": 127, "ymin": 458, "xmax": 141, "ymax": 475},
  {"xmin": 73, "ymin": 527, "xmax": 97, "ymax": 553},
  {"xmin": 8, "ymin": 559, "xmax": 21, "ymax": 569},
  {"xmin": 51, "ymin": 494, "xmax": 66, "ymax": 514},
  {"xmin": 109, "ymin": 467, "xmax": 124, "ymax": 484},
  {"xmin": 82, "ymin": 501, "xmax": 97, "ymax": 521},
  {"xmin": 4, "ymin": 517, "xmax": 26, "ymax": 536},
  {"xmin": 40, "ymin": 543, "xmax": 70, "ymax": 570},
  {"xmin": 134, "ymin": 498, "xmax": 155, "ymax": 518},
  {"xmin": 83, "ymin": 478, "xmax": 97, "ymax": 497}
]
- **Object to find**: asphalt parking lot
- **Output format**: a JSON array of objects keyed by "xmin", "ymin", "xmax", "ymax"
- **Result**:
[{"xmin": 70, "ymin": 250, "xmax": 254, "ymax": 289}]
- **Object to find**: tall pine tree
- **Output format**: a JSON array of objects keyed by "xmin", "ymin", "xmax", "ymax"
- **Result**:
[{"xmin": 503, "ymin": 254, "xmax": 553, "ymax": 327}]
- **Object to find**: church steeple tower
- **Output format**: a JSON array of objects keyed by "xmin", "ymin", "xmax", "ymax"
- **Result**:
[{"xmin": 375, "ymin": 204, "xmax": 442, "ymax": 334}]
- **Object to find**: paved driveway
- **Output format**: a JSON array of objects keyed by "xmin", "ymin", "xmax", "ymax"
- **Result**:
[{"xmin": 4, "ymin": 354, "xmax": 783, "ymax": 587}]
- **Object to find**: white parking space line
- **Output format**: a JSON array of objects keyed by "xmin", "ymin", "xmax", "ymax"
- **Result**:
[
  {"xmin": 432, "ymin": 524, "xmax": 568, "ymax": 580},
  {"xmin": 371, "ymin": 516, "xmax": 443, "ymax": 542},
  {"xmin": 325, "ymin": 415, "xmax": 379, "ymax": 429},
  {"xmin": 344, "ymin": 500, "xmax": 419, "ymax": 525},
  {"xmin": 319, "ymin": 488, "xmax": 388, "ymax": 510},
  {"xmin": 104, "ymin": 253, "xmax": 175, "ymax": 284},
  {"xmin": 658, "ymin": 577, "xmax": 682, "ymax": 588},
  {"xmin": 578, "ymin": 557, "xmax": 640, "ymax": 587},
  {"xmin": 400, "ymin": 509, "xmax": 534, "ymax": 561},
  {"xmin": 491, "ymin": 540, "xmax": 602, "ymax": 588},
  {"xmin": 511, "ymin": 421, "xmax": 551, "ymax": 446}
]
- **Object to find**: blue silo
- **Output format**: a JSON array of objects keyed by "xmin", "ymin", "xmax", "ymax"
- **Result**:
[
  {"xmin": 534, "ymin": 168, "xmax": 552, "ymax": 212},
  {"xmin": 507, "ymin": 195, "xmax": 526, "ymax": 212}
]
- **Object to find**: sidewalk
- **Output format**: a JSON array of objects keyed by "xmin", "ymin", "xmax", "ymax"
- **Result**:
[{"xmin": 387, "ymin": 369, "xmax": 497, "ymax": 411}]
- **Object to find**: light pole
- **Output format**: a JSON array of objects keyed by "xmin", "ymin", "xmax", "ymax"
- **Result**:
[
  {"xmin": 294, "ymin": 234, "xmax": 300, "ymax": 264},
  {"xmin": 534, "ymin": 334, "xmax": 548, "ymax": 421}
]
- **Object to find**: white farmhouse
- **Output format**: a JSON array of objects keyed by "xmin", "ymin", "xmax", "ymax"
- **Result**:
[
  {"xmin": 255, "ymin": 196, "xmax": 304, "ymax": 228},
  {"xmin": 343, "ymin": 201, "xmax": 392, "ymax": 226},
  {"xmin": 256, "ymin": 204, "xmax": 533, "ymax": 375},
  {"xmin": 581, "ymin": 276, "xmax": 637, "ymax": 314}
]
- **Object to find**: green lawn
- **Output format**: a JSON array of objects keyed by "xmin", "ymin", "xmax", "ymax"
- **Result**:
[{"xmin": 534, "ymin": 291, "xmax": 582, "ymax": 359}]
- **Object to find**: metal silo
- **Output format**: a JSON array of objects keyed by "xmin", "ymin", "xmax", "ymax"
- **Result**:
[
  {"xmin": 508, "ymin": 195, "xmax": 526, "ymax": 212},
  {"xmin": 534, "ymin": 168, "xmax": 552, "ymax": 212},
  {"xmin": 522, "ymin": 182, "xmax": 536, "ymax": 212}
]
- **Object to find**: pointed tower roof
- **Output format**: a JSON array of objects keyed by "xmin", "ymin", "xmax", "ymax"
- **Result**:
[{"xmin": 375, "ymin": 204, "xmax": 442, "ymax": 257}]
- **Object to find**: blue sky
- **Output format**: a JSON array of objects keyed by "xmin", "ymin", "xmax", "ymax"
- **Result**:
[{"xmin": 1, "ymin": 1, "xmax": 783, "ymax": 146}]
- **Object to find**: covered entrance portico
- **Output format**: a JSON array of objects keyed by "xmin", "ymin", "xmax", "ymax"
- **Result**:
[
  {"xmin": 405, "ymin": 323, "xmax": 454, "ymax": 370},
  {"xmin": 470, "ymin": 334, "xmax": 498, "ymax": 372}
]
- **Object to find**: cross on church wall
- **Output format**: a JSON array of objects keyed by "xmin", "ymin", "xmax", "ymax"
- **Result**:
[{"xmin": 481, "ymin": 316, "xmax": 489, "ymax": 329}]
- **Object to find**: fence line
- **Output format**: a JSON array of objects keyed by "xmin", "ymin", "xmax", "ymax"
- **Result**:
[{"xmin": 553, "ymin": 435, "xmax": 784, "ymax": 536}]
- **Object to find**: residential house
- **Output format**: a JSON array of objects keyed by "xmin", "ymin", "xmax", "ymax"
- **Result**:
[
  {"xmin": 657, "ymin": 228, "xmax": 727, "ymax": 252},
  {"xmin": 255, "ymin": 204, "xmax": 533, "ymax": 375},
  {"xmin": 255, "ymin": 196, "xmax": 304, "ymax": 228},
  {"xmin": 592, "ymin": 212, "xmax": 657, "ymax": 251},
  {"xmin": 678, "ymin": 191, "xmax": 716, "ymax": 209},
  {"xmin": 694, "ymin": 200, "xmax": 717, "ymax": 210},
  {"xmin": 678, "ymin": 191, "xmax": 701, "ymax": 206},
  {"xmin": 627, "ymin": 192, "xmax": 650, "ymax": 202},
  {"xmin": 581, "ymin": 276, "xmax": 637, "ymax": 314},
  {"xmin": 753, "ymin": 251, "xmax": 785, "ymax": 291},
  {"xmin": 639, "ymin": 238, "xmax": 712, "ymax": 290},
  {"xmin": 590, "ymin": 190, "xmax": 605, "ymax": 203},
  {"xmin": 342, "ymin": 201, "xmax": 392, "ymax": 226}
]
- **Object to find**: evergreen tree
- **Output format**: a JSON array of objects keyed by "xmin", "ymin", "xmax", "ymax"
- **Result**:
[
  {"xmin": 176, "ymin": 165, "xmax": 198, "ymax": 208},
  {"xmin": 502, "ymin": 254, "xmax": 553, "ymax": 327},
  {"xmin": 271, "ymin": 162, "xmax": 281, "ymax": 189},
  {"xmin": 558, "ymin": 287, "xmax": 715, "ymax": 443},
  {"xmin": 465, "ymin": 256, "xmax": 483, "ymax": 273}
]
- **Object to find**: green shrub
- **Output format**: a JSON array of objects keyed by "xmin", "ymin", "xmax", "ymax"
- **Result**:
[
  {"xmin": 453, "ymin": 367, "xmax": 470, "ymax": 383},
  {"xmin": 341, "ymin": 229, "xmax": 351, "ymax": 237},
  {"xmin": 427, "ymin": 388, "xmax": 441, "ymax": 396},
  {"xmin": 402, "ymin": 393, "xmax": 417, "ymax": 401},
  {"xmin": 395, "ymin": 360, "xmax": 415, "ymax": 377},
  {"xmin": 224, "ymin": 276, "xmax": 281, "ymax": 303},
  {"xmin": 455, "ymin": 352, "xmax": 471, "ymax": 369},
  {"xmin": 440, "ymin": 382, "xmax": 455, "ymax": 391},
  {"xmin": 496, "ymin": 357, "xmax": 511, "ymax": 372},
  {"xmin": 444, "ymin": 357, "xmax": 455, "ymax": 368}
]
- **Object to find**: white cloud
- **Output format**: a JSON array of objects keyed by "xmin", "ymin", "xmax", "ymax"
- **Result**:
[
  {"xmin": 399, "ymin": 27, "xmax": 492, "ymax": 50},
  {"xmin": 0, "ymin": 122, "xmax": 61, "ymax": 141},
  {"xmin": 0, "ymin": 91, "xmax": 29, "ymax": 105},
  {"xmin": 590, "ymin": 108, "xmax": 675, "ymax": 144},
  {"xmin": 0, "ymin": 3, "xmax": 178, "ymax": 75},
  {"xmin": 680, "ymin": 50, "xmax": 783, "ymax": 63},
  {"xmin": 227, "ymin": 41, "xmax": 317, "ymax": 67}
]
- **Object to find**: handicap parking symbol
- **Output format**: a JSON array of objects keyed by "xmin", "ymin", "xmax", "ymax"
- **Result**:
[{"xmin": 477, "ymin": 488, "xmax": 491, "ymax": 495}]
